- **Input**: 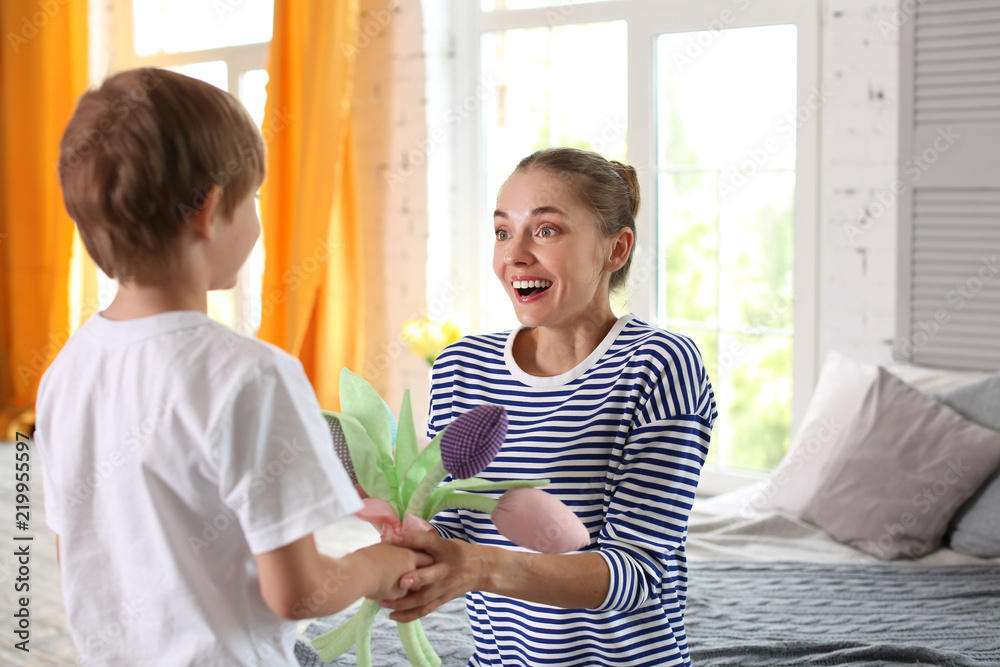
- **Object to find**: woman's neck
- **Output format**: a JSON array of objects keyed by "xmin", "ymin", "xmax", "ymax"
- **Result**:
[{"xmin": 512, "ymin": 310, "xmax": 620, "ymax": 377}]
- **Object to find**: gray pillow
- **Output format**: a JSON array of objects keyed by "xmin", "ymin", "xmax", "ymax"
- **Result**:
[
  {"xmin": 800, "ymin": 367, "xmax": 1000, "ymax": 560},
  {"xmin": 935, "ymin": 372, "xmax": 1000, "ymax": 557},
  {"xmin": 935, "ymin": 372, "xmax": 1000, "ymax": 431}
]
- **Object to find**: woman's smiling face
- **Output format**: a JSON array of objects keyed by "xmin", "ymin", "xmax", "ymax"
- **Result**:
[{"xmin": 492, "ymin": 167, "xmax": 616, "ymax": 330}]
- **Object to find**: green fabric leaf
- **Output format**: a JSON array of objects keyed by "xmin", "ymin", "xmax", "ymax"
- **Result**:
[
  {"xmin": 334, "ymin": 413, "xmax": 398, "ymax": 511},
  {"xmin": 397, "ymin": 620, "xmax": 441, "ymax": 667},
  {"xmin": 339, "ymin": 368, "xmax": 394, "ymax": 457},
  {"xmin": 432, "ymin": 477, "xmax": 550, "ymax": 495},
  {"xmin": 393, "ymin": 390, "xmax": 419, "ymax": 506},
  {"xmin": 423, "ymin": 478, "xmax": 550, "ymax": 520},
  {"xmin": 400, "ymin": 431, "xmax": 443, "ymax": 509},
  {"xmin": 312, "ymin": 599, "xmax": 381, "ymax": 665}
]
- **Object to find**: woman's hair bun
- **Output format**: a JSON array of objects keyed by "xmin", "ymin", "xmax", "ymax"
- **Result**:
[{"xmin": 609, "ymin": 161, "xmax": 640, "ymax": 219}]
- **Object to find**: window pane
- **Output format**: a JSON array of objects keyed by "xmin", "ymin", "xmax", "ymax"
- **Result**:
[
  {"xmin": 716, "ymin": 333, "xmax": 793, "ymax": 470},
  {"xmin": 240, "ymin": 69, "xmax": 269, "ymax": 128},
  {"xmin": 718, "ymin": 172, "xmax": 794, "ymax": 331},
  {"xmin": 656, "ymin": 24, "xmax": 797, "ymax": 472},
  {"xmin": 168, "ymin": 61, "xmax": 228, "ymax": 92},
  {"xmin": 658, "ymin": 26, "xmax": 797, "ymax": 172},
  {"xmin": 238, "ymin": 69, "xmax": 269, "ymax": 334},
  {"xmin": 481, "ymin": 20, "xmax": 627, "ymax": 332},
  {"xmin": 659, "ymin": 171, "xmax": 719, "ymax": 325},
  {"xmin": 133, "ymin": 0, "xmax": 274, "ymax": 56}
]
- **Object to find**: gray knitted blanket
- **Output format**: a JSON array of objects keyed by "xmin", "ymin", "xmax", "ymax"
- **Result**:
[
  {"xmin": 295, "ymin": 598, "xmax": 473, "ymax": 667},
  {"xmin": 686, "ymin": 561, "xmax": 1000, "ymax": 666},
  {"xmin": 296, "ymin": 561, "xmax": 1000, "ymax": 666}
]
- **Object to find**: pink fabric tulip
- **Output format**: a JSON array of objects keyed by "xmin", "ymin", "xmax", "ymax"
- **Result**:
[
  {"xmin": 355, "ymin": 498, "xmax": 433, "ymax": 542},
  {"xmin": 491, "ymin": 487, "xmax": 590, "ymax": 554}
]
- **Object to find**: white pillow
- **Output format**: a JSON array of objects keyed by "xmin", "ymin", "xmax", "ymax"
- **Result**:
[{"xmin": 743, "ymin": 352, "xmax": 877, "ymax": 516}]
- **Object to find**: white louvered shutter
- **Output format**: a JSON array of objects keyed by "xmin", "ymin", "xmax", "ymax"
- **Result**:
[{"xmin": 897, "ymin": 0, "xmax": 1000, "ymax": 369}]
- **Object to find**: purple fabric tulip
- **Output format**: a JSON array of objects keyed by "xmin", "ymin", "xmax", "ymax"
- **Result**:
[
  {"xmin": 440, "ymin": 404, "xmax": 507, "ymax": 479},
  {"xmin": 323, "ymin": 413, "xmax": 358, "ymax": 485}
]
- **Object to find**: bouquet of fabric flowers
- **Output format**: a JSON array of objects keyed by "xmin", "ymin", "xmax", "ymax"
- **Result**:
[{"xmin": 311, "ymin": 369, "xmax": 589, "ymax": 666}]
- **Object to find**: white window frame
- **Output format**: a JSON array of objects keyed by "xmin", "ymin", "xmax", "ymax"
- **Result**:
[
  {"xmin": 105, "ymin": 0, "xmax": 271, "ymax": 336},
  {"xmin": 441, "ymin": 0, "xmax": 820, "ymax": 492}
]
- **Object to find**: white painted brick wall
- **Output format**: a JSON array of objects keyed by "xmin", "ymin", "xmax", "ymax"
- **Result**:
[{"xmin": 819, "ymin": 0, "xmax": 902, "ymax": 366}]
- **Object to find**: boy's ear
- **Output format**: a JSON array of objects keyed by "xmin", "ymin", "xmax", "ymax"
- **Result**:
[{"xmin": 187, "ymin": 185, "xmax": 224, "ymax": 241}]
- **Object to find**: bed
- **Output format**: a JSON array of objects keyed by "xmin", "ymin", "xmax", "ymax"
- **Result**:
[
  {"xmin": 297, "ymin": 354, "xmax": 1000, "ymax": 666},
  {"xmin": 683, "ymin": 486, "xmax": 1000, "ymax": 666},
  {"xmin": 295, "ymin": 499, "xmax": 1000, "ymax": 667}
]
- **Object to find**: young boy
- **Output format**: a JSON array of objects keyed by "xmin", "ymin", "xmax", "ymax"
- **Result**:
[{"xmin": 35, "ymin": 67, "xmax": 425, "ymax": 665}]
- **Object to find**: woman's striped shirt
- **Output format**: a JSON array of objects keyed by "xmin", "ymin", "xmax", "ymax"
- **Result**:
[{"xmin": 428, "ymin": 314, "xmax": 717, "ymax": 667}]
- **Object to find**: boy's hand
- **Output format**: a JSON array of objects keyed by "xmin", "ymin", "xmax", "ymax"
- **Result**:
[
  {"xmin": 379, "ymin": 530, "xmax": 485, "ymax": 623},
  {"xmin": 257, "ymin": 533, "xmax": 433, "ymax": 620},
  {"xmin": 355, "ymin": 542, "xmax": 433, "ymax": 601}
]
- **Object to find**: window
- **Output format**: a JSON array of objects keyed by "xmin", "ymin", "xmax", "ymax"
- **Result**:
[
  {"xmin": 656, "ymin": 25, "xmax": 797, "ymax": 471},
  {"xmin": 444, "ymin": 0, "xmax": 819, "ymax": 480},
  {"xmin": 97, "ymin": 0, "xmax": 273, "ymax": 335},
  {"xmin": 481, "ymin": 19, "xmax": 628, "ymax": 330}
]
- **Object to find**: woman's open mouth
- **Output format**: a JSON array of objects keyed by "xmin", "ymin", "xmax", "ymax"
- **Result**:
[{"xmin": 513, "ymin": 279, "xmax": 552, "ymax": 298}]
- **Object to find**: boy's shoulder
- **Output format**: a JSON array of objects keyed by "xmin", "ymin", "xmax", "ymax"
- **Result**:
[
  {"xmin": 46, "ymin": 311, "xmax": 304, "ymax": 392},
  {"xmin": 180, "ymin": 317, "xmax": 308, "ymax": 389}
]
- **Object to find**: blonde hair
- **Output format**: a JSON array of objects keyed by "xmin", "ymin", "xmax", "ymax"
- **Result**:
[
  {"xmin": 58, "ymin": 67, "xmax": 265, "ymax": 283},
  {"xmin": 515, "ymin": 148, "xmax": 639, "ymax": 291}
]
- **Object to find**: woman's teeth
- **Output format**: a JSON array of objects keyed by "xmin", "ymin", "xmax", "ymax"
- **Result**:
[
  {"xmin": 512, "ymin": 280, "xmax": 552, "ymax": 289},
  {"xmin": 513, "ymin": 279, "xmax": 552, "ymax": 297}
]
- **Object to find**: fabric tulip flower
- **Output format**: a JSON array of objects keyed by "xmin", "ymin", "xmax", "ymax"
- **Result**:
[
  {"xmin": 491, "ymin": 487, "xmax": 590, "ymax": 554},
  {"xmin": 422, "ymin": 486, "xmax": 589, "ymax": 555},
  {"xmin": 441, "ymin": 404, "xmax": 506, "ymax": 479},
  {"xmin": 403, "ymin": 404, "xmax": 508, "ymax": 517},
  {"xmin": 322, "ymin": 412, "xmax": 357, "ymax": 486},
  {"xmin": 355, "ymin": 498, "xmax": 433, "ymax": 542}
]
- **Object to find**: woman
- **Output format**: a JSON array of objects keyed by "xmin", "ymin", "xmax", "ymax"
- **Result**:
[{"xmin": 384, "ymin": 148, "xmax": 717, "ymax": 666}]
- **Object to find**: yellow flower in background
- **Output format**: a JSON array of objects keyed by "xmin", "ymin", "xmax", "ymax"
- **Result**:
[{"xmin": 401, "ymin": 317, "xmax": 463, "ymax": 365}]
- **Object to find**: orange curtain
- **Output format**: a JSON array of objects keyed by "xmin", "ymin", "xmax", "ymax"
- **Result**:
[
  {"xmin": 0, "ymin": 0, "xmax": 89, "ymax": 438},
  {"xmin": 260, "ymin": 0, "xmax": 364, "ymax": 410}
]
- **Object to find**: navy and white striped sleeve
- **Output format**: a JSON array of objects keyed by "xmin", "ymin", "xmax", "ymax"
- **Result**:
[{"xmin": 595, "ymin": 344, "xmax": 716, "ymax": 612}]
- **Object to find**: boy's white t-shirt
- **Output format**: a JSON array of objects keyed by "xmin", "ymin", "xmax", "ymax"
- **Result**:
[{"xmin": 34, "ymin": 311, "xmax": 363, "ymax": 666}]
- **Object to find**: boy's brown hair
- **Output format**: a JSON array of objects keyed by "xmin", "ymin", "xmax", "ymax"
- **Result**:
[{"xmin": 58, "ymin": 67, "xmax": 265, "ymax": 283}]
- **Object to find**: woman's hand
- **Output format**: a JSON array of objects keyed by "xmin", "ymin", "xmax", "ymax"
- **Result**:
[
  {"xmin": 353, "ymin": 541, "xmax": 434, "ymax": 601},
  {"xmin": 379, "ymin": 530, "xmax": 488, "ymax": 623},
  {"xmin": 382, "ymin": 529, "xmax": 610, "ymax": 622}
]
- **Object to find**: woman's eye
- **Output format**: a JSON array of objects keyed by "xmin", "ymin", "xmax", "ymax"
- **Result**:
[
  {"xmin": 538, "ymin": 228, "xmax": 556, "ymax": 238},
  {"xmin": 495, "ymin": 229, "xmax": 510, "ymax": 241}
]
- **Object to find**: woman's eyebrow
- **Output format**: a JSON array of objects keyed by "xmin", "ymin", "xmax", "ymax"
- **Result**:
[
  {"xmin": 531, "ymin": 205, "xmax": 567, "ymax": 217},
  {"xmin": 493, "ymin": 206, "xmax": 567, "ymax": 219}
]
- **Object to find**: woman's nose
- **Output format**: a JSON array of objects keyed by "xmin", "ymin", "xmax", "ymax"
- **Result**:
[{"xmin": 504, "ymin": 234, "xmax": 532, "ymax": 266}]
